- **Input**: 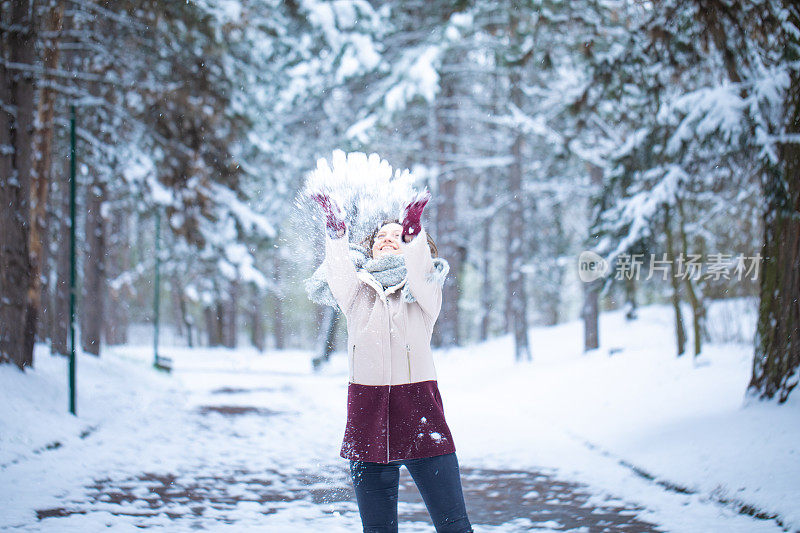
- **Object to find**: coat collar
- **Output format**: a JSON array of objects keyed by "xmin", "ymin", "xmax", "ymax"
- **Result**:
[{"xmin": 356, "ymin": 270, "xmax": 406, "ymax": 301}]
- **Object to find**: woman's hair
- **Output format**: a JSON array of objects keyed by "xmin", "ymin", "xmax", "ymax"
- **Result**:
[{"xmin": 363, "ymin": 219, "xmax": 438, "ymax": 258}]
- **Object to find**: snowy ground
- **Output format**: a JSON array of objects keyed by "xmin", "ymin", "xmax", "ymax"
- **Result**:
[{"xmin": 1, "ymin": 303, "xmax": 798, "ymax": 532}]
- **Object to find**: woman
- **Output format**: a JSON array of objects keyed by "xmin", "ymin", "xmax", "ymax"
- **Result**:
[{"xmin": 310, "ymin": 190, "xmax": 473, "ymax": 533}]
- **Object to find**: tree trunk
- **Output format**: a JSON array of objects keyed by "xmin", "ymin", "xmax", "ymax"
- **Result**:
[
  {"xmin": 251, "ymin": 286, "xmax": 265, "ymax": 352},
  {"xmin": 203, "ymin": 304, "xmax": 219, "ymax": 347},
  {"xmin": 749, "ymin": 39, "xmax": 800, "ymax": 401},
  {"xmin": 623, "ymin": 276, "xmax": 638, "ymax": 320},
  {"xmin": 506, "ymin": 132, "xmax": 532, "ymax": 362},
  {"xmin": 676, "ymin": 197, "xmax": 705, "ymax": 357},
  {"xmin": 479, "ymin": 68, "xmax": 502, "ymax": 343},
  {"xmin": 692, "ymin": 0, "xmax": 799, "ymax": 400},
  {"xmin": 217, "ymin": 300, "xmax": 228, "ymax": 347},
  {"xmin": 664, "ymin": 204, "xmax": 687, "ymax": 357},
  {"xmin": 506, "ymin": 43, "xmax": 532, "ymax": 362},
  {"xmin": 544, "ymin": 207, "xmax": 566, "ymax": 326},
  {"xmin": 583, "ymin": 163, "xmax": 605, "ymax": 349},
  {"xmin": 205, "ymin": 300, "xmax": 223, "ymax": 347},
  {"xmin": 81, "ymin": 180, "xmax": 106, "ymax": 356},
  {"xmin": 176, "ymin": 279, "xmax": 195, "ymax": 348},
  {"xmin": 52, "ymin": 159, "xmax": 71, "ymax": 356},
  {"xmin": 38, "ymin": 174, "xmax": 54, "ymax": 344},
  {"xmin": 582, "ymin": 280, "xmax": 600, "ymax": 352},
  {"xmin": 434, "ymin": 72, "xmax": 461, "ymax": 347},
  {"xmin": 223, "ymin": 278, "xmax": 238, "ymax": 348},
  {"xmin": 27, "ymin": 2, "xmax": 64, "ymax": 356},
  {"xmin": 0, "ymin": 1, "xmax": 36, "ymax": 368},
  {"xmin": 478, "ymin": 214, "xmax": 493, "ymax": 342},
  {"xmin": 204, "ymin": 306, "xmax": 215, "ymax": 347},
  {"xmin": 50, "ymin": 4, "xmax": 77, "ymax": 357},
  {"xmin": 104, "ymin": 209, "xmax": 129, "ymax": 345},
  {"xmin": 272, "ymin": 250, "xmax": 285, "ymax": 349},
  {"xmin": 312, "ymin": 306, "xmax": 339, "ymax": 370},
  {"xmin": 170, "ymin": 275, "xmax": 184, "ymax": 339}
]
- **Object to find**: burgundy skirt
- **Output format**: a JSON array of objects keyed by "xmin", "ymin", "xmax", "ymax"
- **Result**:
[{"xmin": 340, "ymin": 380, "xmax": 457, "ymax": 463}]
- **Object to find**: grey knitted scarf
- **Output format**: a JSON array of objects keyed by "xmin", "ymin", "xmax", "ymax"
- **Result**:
[{"xmin": 305, "ymin": 242, "xmax": 449, "ymax": 310}]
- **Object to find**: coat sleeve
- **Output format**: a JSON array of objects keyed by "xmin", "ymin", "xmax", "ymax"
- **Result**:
[
  {"xmin": 401, "ymin": 227, "xmax": 443, "ymax": 322},
  {"xmin": 324, "ymin": 229, "xmax": 360, "ymax": 314}
]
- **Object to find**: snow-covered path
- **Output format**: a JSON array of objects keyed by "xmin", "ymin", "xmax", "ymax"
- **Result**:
[
  {"xmin": 2, "ymin": 350, "xmax": 658, "ymax": 532},
  {"xmin": 1, "ymin": 326, "xmax": 793, "ymax": 532},
  {"xmin": 22, "ymin": 376, "xmax": 659, "ymax": 532}
]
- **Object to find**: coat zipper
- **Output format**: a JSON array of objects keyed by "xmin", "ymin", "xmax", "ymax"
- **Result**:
[
  {"xmin": 406, "ymin": 344, "xmax": 411, "ymax": 381},
  {"xmin": 385, "ymin": 299, "xmax": 391, "ymax": 463},
  {"xmin": 386, "ymin": 382, "xmax": 391, "ymax": 462},
  {"xmin": 404, "ymin": 297, "xmax": 412, "ymax": 383}
]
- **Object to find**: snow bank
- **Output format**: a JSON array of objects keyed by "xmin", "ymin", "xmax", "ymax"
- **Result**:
[{"xmin": 436, "ymin": 301, "xmax": 799, "ymax": 530}]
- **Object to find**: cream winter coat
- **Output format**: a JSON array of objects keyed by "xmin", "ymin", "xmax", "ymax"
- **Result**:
[{"xmin": 324, "ymin": 227, "xmax": 442, "ymax": 386}]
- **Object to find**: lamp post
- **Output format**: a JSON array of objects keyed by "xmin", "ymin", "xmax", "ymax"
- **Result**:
[{"xmin": 68, "ymin": 104, "xmax": 77, "ymax": 415}]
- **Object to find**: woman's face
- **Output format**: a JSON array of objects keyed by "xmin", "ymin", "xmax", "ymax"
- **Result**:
[{"xmin": 372, "ymin": 223, "xmax": 403, "ymax": 259}]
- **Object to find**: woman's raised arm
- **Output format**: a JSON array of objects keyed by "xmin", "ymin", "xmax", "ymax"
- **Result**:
[
  {"xmin": 324, "ymin": 229, "xmax": 359, "ymax": 313},
  {"xmin": 400, "ymin": 190, "xmax": 442, "ymax": 321},
  {"xmin": 401, "ymin": 226, "xmax": 443, "ymax": 322},
  {"xmin": 312, "ymin": 192, "xmax": 359, "ymax": 313}
]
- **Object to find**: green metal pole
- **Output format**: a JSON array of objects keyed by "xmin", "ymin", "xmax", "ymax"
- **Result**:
[
  {"xmin": 153, "ymin": 208, "xmax": 161, "ymax": 368},
  {"xmin": 69, "ymin": 105, "xmax": 77, "ymax": 416}
]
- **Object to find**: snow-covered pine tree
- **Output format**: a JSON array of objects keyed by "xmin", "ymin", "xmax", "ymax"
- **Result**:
[{"xmin": 586, "ymin": 0, "xmax": 762, "ymax": 360}]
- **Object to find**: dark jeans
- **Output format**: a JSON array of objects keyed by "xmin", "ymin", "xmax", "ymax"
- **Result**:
[{"xmin": 349, "ymin": 452, "xmax": 473, "ymax": 533}]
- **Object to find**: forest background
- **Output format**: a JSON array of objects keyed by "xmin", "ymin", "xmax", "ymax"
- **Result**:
[{"xmin": 1, "ymin": 0, "xmax": 798, "ymax": 403}]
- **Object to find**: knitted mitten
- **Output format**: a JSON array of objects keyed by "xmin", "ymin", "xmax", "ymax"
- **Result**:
[
  {"xmin": 401, "ymin": 189, "xmax": 431, "ymax": 242},
  {"xmin": 311, "ymin": 192, "xmax": 346, "ymax": 239}
]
